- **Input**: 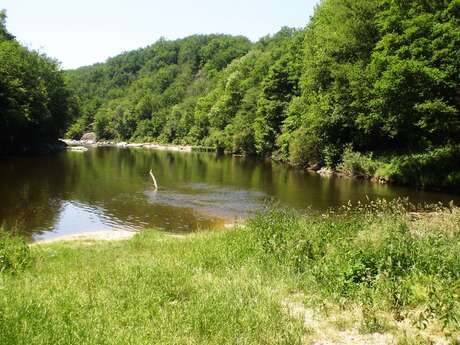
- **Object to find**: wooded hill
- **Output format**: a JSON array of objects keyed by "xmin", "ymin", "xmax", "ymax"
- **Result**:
[
  {"xmin": 2, "ymin": 1, "xmax": 459, "ymax": 190},
  {"xmin": 65, "ymin": 0, "xmax": 460, "ymax": 190}
]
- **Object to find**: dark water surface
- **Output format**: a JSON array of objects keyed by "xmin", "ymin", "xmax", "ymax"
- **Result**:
[{"xmin": 0, "ymin": 147, "xmax": 458, "ymax": 241}]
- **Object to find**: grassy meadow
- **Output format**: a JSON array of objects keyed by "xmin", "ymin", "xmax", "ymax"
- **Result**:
[{"xmin": 1, "ymin": 201, "xmax": 459, "ymax": 345}]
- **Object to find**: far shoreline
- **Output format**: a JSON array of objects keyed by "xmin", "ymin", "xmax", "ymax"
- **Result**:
[
  {"xmin": 62, "ymin": 139, "xmax": 214, "ymax": 153},
  {"xmin": 63, "ymin": 138, "xmax": 456, "ymax": 194}
]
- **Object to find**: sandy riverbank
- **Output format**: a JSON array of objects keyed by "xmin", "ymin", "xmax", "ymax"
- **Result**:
[{"xmin": 34, "ymin": 230, "xmax": 137, "ymax": 244}]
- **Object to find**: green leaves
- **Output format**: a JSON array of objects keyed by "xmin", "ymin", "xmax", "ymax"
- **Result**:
[
  {"xmin": 63, "ymin": 0, "xmax": 459, "ymax": 188},
  {"xmin": 0, "ymin": 12, "xmax": 76, "ymax": 153},
  {"xmin": 367, "ymin": 0, "xmax": 460, "ymax": 149}
]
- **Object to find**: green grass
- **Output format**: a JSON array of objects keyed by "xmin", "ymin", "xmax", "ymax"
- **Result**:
[
  {"xmin": 0, "ymin": 231, "xmax": 304, "ymax": 345},
  {"xmin": 1, "ymin": 201, "xmax": 459, "ymax": 344},
  {"xmin": 0, "ymin": 230, "xmax": 31, "ymax": 274}
]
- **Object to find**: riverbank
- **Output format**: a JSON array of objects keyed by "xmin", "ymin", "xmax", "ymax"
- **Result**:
[
  {"xmin": 63, "ymin": 138, "xmax": 460, "ymax": 194},
  {"xmin": 0, "ymin": 140, "xmax": 67, "ymax": 157},
  {"xmin": 33, "ymin": 230, "xmax": 137, "ymax": 244},
  {"xmin": 311, "ymin": 145, "xmax": 460, "ymax": 193},
  {"xmin": 62, "ymin": 139, "xmax": 212, "ymax": 153},
  {"xmin": 1, "ymin": 201, "xmax": 459, "ymax": 345}
]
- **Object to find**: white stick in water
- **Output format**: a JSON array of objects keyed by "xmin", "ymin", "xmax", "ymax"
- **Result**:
[{"xmin": 149, "ymin": 169, "xmax": 158, "ymax": 191}]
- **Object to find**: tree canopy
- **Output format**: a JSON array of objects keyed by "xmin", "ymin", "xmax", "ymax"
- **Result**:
[
  {"xmin": 2, "ymin": 1, "xmax": 459, "ymax": 188},
  {"xmin": 0, "ymin": 11, "xmax": 77, "ymax": 154}
]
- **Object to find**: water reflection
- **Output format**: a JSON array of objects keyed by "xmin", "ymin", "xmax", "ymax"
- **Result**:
[
  {"xmin": 0, "ymin": 147, "xmax": 458, "ymax": 241},
  {"xmin": 33, "ymin": 201, "xmax": 132, "ymax": 241},
  {"xmin": 146, "ymin": 184, "xmax": 266, "ymax": 219}
]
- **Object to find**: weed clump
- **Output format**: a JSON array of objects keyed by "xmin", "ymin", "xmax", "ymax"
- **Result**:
[
  {"xmin": 249, "ymin": 200, "xmax": 460, "ymax": 335},
  {"xmin": 0, "ymin": 230, "xmax": 32, "ymax": 274}
]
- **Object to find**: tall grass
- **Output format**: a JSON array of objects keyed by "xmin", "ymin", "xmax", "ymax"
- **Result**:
[
  {"xmin": 249, "ymin": 201, "xmax": 460, "ymax": 335},
  {"xmin": 0, "ymin": 230, "xmax": 303, "ymax": 345},
  {"xmin": 0, "ymin": 229, "xmax": 31, "ymax": 274},
  {"xmin": 0, "ymin": 201, "xmax": 459, "ymax": 344}
]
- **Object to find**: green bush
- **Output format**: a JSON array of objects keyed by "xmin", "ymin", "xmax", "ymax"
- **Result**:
[
  {"xmin": 65, "ymin": 119, "xmax": 85, "ymax": 140},
  {"xmin": 288, "ymin": 127, "xmax": 322, "ymax": 167},
  {"xmin": 337, "ymin": 145, "xmax": 384, "ymax": 177},
  {"xmin": 0, "ymin": 231, "xmax": 31, "ymax": 274},
  {"xmin": 249, "ymin": 202, "xmax": 460, "ymax": 331},
  {"xmin": 231, "ymin": 126, "xmax": 255, "ymax": 155},
  {"xmin": 385, "ymin": 145, "xmax": 460, "ymax": 190}
]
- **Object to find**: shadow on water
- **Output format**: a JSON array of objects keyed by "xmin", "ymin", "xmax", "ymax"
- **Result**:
[{"xmin": 0, "ymin": 147, "xmax": 458, "ymax": 241}]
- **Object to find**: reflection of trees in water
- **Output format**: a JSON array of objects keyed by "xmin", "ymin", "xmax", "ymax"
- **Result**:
[
  {"xmin": 0, "ymin": 156, "xmax": 66, "ymax": 240},
  {"xmin": 0, "ymin": 149, "xmax": 230, "ymax": 237},
  {"xmin": 1, "ymin": 148, "xmax": 458, "ymax": 238}
]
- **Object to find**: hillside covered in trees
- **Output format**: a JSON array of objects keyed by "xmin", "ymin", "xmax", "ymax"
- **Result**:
[
  {"xmin": 1, "ymin": 1, "xmax": 459, "ymax": 190},
  {"xmin": 66, "ymin": 0, "xmax": 460, "ymax": 190},
  {"xmin": 0, "ymin": 11, "xmax": 77, "ymax": 155}
]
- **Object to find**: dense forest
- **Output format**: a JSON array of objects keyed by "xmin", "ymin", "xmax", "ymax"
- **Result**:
[
  {"xmin": 2, "ymin": 0, "xmax": 460, "ymax": 190},
  {"xmin": 66, "ymin": 0, "xmax": 460, "ymax": 190},
  {"xmin": 0, "ymin": 11, "xmax": 77, "ymax": 155}
]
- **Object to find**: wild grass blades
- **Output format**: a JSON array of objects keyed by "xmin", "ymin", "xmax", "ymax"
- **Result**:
[
  {"xmin": 0, "ymin": 230, "xmax": 304, "ymax": 345},
  {"xmin": 0, "ymin": 200, "xmax": 459, "ymax": 344},
  {"xmin": 248, "ymin": 200, "xmax": 460, "ymax": 340},
  {"xmin": 0, "ymin": 229, "xmax": 31, "ymax": 274}
]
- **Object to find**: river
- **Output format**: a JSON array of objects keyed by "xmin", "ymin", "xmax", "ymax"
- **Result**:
[{"xmin": 0, "ymin": 147, "xmax": 458, "ymax": 241}]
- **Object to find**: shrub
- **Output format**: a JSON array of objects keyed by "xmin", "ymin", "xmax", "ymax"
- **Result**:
[
  {"xmin": 0, "ymin": 230, "xmax": 32, "ymax": 274},
  {"xmin": 232, "ymin": 126, "xmax": 255, "ymax": 155},
  {"xmin": 337, "ymin": 145, "xmax": 384, "ymax": 177},
  {"xmin": 249, "ymin": 202, "xmax": 460, "ymax": 331},
  {"xmin": 288, "ymin": 127, "xmax": 322, "ymax": 167},
  {"xmin": 385, "ymin": 145, "xmax": 460, "ymax": 190},
  {"xmin": 204, "ymin": 129, "xmax": 231, "ymax": 153},
  {"xmin": 322, "ymin": 145, "xmax": 342, "ymax": 168},
  {"xmin": 65, "ymin": 120, "xmax": 85, "ymax": 140}
]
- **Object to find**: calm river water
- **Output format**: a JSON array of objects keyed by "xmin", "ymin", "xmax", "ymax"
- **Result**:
[{"xmin": 0, "ymin": 147, "xmax": 458, "ymax": 241}]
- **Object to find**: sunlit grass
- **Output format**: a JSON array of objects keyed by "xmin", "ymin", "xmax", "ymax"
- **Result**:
[
  {"xmin": 1, "ymin": 201, "xmax": 459, "ymax": 344},
  {"xmin": 0, "ymin": 230, "xmax": 303, "ymax": 345}
]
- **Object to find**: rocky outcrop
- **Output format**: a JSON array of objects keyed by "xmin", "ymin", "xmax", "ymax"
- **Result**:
[{"xmin": 80, "ymin": 132, "xmax": 96, "ymax": 143}]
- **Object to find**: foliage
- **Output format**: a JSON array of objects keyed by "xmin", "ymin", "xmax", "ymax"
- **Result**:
[
  {"xmin": 65, "ymin": 118, "xmax": 86, "ymax": 140},
  {"xmin": 364, "ymin": 0, "xmax": 460, "ymax": 150},
  {"xmin": 384, "ymin": 145, "xmax": 460, "ymax": 190},
  {"xmin": 0, "ymin": 10, "xmax": 14, "ymax": 40},
  {"xmin": 0, "ymin": 12, "xmax": 78, "ymax": 154},
  {"xmin": 66, "ymin": 34, "xmax": 254, "ymax": 144},
  {"xmin": 287, "ymin": 127, "xmax": 322, "ymax": 167},
  {"xmin": 63, "ymin": 0, "xmax": 460, "ymax": 189},
  {"xmin": 249, "ymin": 202, "xmax": 460, "ymax": 336},
  {"xmin": 0, "ymin": 230, "xmax": 31, "ymax": 274},
  {"xmin": 65, "ymin": 29, "xmax": 303, "ymax": 153},
  {"xmin": 337, "ymin": 145, "xmax": 385, "ymax": 177}
]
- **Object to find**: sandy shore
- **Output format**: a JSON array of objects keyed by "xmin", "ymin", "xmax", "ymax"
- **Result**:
[
  {"xmin": 34, "ymin": 224, "xmax": 240, "ymax": 245},
  {"xmin": 34, "ymin": 230, "xmax": 137, "ymax": 244}
]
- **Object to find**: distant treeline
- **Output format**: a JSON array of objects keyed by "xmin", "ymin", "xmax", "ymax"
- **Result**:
[
  {"xmin": 2, "ymin": 1, "xmax": 460, "ymax": 189},
  {"xmin": 0, "ymin": 11, "xmax": 77, "ymax": 154}
]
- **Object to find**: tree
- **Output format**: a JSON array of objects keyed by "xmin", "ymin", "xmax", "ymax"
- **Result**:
[
  {"xmin": 364, "ymin": 0, "xmax": 460, "ymax": 150},
  {"xmin": 0, "ymin": 10, "xmax": 14, "ymax": 40},
  {"xmin": 0, "ymin": 14, "xmax": 77, "ymax": 154}
]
